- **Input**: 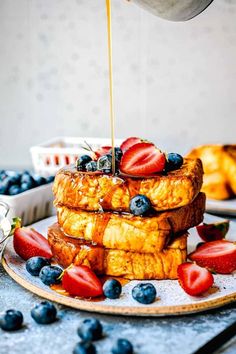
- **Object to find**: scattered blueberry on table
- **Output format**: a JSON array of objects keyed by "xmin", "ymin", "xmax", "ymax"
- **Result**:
[
  {"xmin": 0, "ymin": 309, "xmax": 23, "ymax": 331},
  {"xmin": 26, "ymin": 256, "xmax": 51, "ymax": 276},
  {"xmin": 39, "ymin": 265, "xmax": 63, "ymax": 286},
  {"xmin": 103, "ymin": 279, "xmax": 122, "ymax": 299},
  {"xmin": 73, "ymin": 341, "xmax": 97, "ymax": 354},
  {"xmin": 132, "ymin": 283, "xmax": 157, "ymax": 304},
  {"xmin": 0, "ymin": 170, "xmax": 54, "ymax": 196},
  {"xmin": 31, "ymin": 301, "xmax": 57, "ymax": 325},
  {"xmin": 77, "ymin": 318, "xmax": 103, "ymax": 342},
  {"xmin": 111, "ymin": 338, "xmax": 134, "ymax": 354},
  {"xmin": 129, "ymin": 194, "xmax": 151, "ymax": 216}
]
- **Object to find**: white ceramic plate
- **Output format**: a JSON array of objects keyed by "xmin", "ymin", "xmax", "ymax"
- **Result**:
[
  {"xmin": 2, "ymin": 215, "xmax": 236, "ymax": 317},
  {"xmin": 206, "ymin": 199, "xmax": 236, "ymax": 217}
]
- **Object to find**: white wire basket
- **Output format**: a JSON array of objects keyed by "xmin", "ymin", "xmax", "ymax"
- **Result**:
[
  {"xmin": 0, "ymin": 183, "xmax": 55, "ymax": 226},
  {"xmin": 30, "ymin": 137, "xmax": 123, "ymax": 176}
]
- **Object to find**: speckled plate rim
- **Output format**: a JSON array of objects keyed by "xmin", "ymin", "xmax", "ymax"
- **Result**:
[
  {"xmin": 2, "ymin": 213, "xmax": 236, "ymax": 317},
  {"xmin": 2, "ymin": 256, "xmax": 236, "ymax": 316}
]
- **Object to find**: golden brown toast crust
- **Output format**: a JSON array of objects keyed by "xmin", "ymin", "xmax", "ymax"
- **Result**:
[
  {"xmin": 48, "ymin": 223, "xmax": 187, "ymax": 280},
  {"xmin": 187, "ymin": 145, "xmax": 236, "ymax": 200},
  {"xmin": 53, "ymin": 158, "xmax": 203, "ymax": 212},
  {"xmin": 57, "ymin": 192, "xmax": 205, "ymax": 253}
]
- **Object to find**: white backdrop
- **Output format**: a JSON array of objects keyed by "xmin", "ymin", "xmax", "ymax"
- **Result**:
[{"xmin": 0, "ymin": 0, "xmax": 236, "ymax": 168}]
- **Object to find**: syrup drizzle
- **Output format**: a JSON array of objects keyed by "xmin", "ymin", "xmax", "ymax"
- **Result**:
[
  {"xmin": 92, "ymin": 212, "xmax": 111, "ymax": 244},
  {"xmin": 51, "ymin": 276, "xmax": 130, "ymax": 302},
  {"xmin": 106, "ymin": 0, "xmax": 116, "ymax": 175}
]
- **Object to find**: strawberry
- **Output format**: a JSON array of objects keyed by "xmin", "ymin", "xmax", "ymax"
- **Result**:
[
  {"xmin": 62, "ymin": 265, "xmax": 103, "ymax": 297},
  {"xmin": 189, "ymin": 240, "xmax": 236, "ymax": 274},
  {"xmin": 120, "ymin": 137, "xmax": 142, "ymax": 153},
  {"xmin": 54, "ymin": 155, "xmax": 60, "ymax": 165},
  {"xmin": 177, "ymin": 262, "xmax": 214, "ymax": 296},
  {"xmin": 196, "ymin": 221, "xmax": 229, "ymax": 242},
  {"xmin": 120, "ymin": 142, "xmax": 166, "ymax": 176},
  {"xmin": 65, "ymin": 155, "xmax": 70, "ymax": 165},
  {"xmin": 94, "ymin": 146, "xmax": 112, "ymax": 159},
  {"xmin": 13, "ymin": 227, "xmax": 52, "ymax": 261}
]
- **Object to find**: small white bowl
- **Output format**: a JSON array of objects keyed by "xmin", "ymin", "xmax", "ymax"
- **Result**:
[
  {"xmin": 30, "ymin": 136, "xmax": 123, "ymax": 176},
  {"xmin": 0, "ymin": 183, "xmax": 55, "ymax": 226}
]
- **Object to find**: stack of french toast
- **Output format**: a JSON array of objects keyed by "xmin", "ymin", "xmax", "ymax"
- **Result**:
[
  {"xmin": 187, "ymin": 144, "xmax": 236, "ymax": 200},
  {"xmin": 48, "ymin": 140, "xmax": 205, "ymax": 280}
]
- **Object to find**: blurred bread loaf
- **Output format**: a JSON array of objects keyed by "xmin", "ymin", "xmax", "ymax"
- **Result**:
[{"xmin": 187, "ymin": 145, "xmax": 236, "ymax": 200}]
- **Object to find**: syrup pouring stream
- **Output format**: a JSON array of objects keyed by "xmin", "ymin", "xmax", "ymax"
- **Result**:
[{"xmin": 106, "ymin": 0, "xmax": 116, "ymax": 175}]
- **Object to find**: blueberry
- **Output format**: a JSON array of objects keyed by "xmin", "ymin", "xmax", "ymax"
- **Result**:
[
  {"xmin": 0, "ymin": 170, "xmax": 7, "ymax": 179},
  {"xmin": 31, "ymin": 301, "xmax": 57, "ymax": 324},
  {"xmin": 21, "ymin": 173, "xmax": 35, "ymax": 189},
  {"xmin": 33, "ymin": 175, "xmax": 47, "ymax": 186},
  {"xmin": 26, "ymin": 257, "xmax": 51, "ymax": 276},
  {"xmin": 5, "ymin": 171, "xmax": 21, "ymax": 184},
  {"xmin": 8, "ymin": 185, "xmax": 22, "ymax": 196},
  {"xmin": 97, "ymin": 154, "xmax": 112, "ymax": 173},
  {"xmin": 77, "ymin": 318, "xmax": 103, "ymax": 341},
  {"xmin": 0, "ymin": 309, "xmax": 23, "ymax": 331},
  {"xmin": 85, "ymin": 161, "xmax": 97, "ymax": 172},
  {"xmin": 132, "ymin": 283, "xmax": 156, "ymax": 304},
  {"xmin": 46, "ymin": 176, "xmax": 55, "ymax": 183},
  {"xmin": 129, "ymin": 194, "xmax": 151, "ymax": 216},
  {"xmin": 39, "ymin": 265, "xmax": 63, "ymax": 286},
  {"xmin": 0, "ymin": 177, "xmax": 11, "ymax": 195},
  {"xmin": 77, "ymin": 155, "xmax": 92, "ymax": 171},
  {"xmin": 0, "ymin": 171, "xmax": 7, "ymax": 180},
  {"xmin": 111, "ymin": 339, "xmax": 133, "ymax": 354},
  {"xmin": 73, "ymin": 342, "xmax": 96, "ymax": 354},
  {"xmin": 103, "ymin": 279, "xmax": 122, "ymax": 299},
  {"xmin": 165, "ymin": 153, "xmax": 183, "ymax": 172},
  {"xmin": 109, "ymin": 147, "xmax": 123, "ymax": 162},
  {"xmin": 21, "ymin": 182, "xmax": 32, "ymax": 192}
]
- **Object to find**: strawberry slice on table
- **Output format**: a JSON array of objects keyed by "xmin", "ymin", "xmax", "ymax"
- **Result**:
[
  {"xmin": 120, "ymin": 137, "xmax": 143, "ymax": 153},
  {"xmin": 62, "ymin": 265, "xmax": 103, "ymax": 297},
  {"xmin": 189, "ymin": 240, "xmax": 236, "ymax": 274},
  {"xmin": 177, "ymin": 262, "xmax": 214, "ymax": 296},
  {"xmin": 196, "ymin": 221, "xmax": 230, "ymax": 242},
  {"xmin": 120, "ymin": 142, "xmax": 166, "ymax": 176},
  {"xmin": 13, "ymin": 227, "xmax": 52, "ymax": 261}
]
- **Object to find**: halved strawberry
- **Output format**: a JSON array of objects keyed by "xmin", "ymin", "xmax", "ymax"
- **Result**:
[
  {"xmin": 94, "ymin": 146, "xmax": 112, "ymax": 159},
  {"xmin": 62, "ymin": 265, "xmax": 103, "ymax": 297},
  {"xmin": 13, "ymin": 227, "xmax": 52, "ymax": 261},
  {"xmin": 189, "ymin": 240, "xmax": 236, "ymax": 274},
  {"xmin": 120, "ymin": 137, "xmax": 142, "ymax": 153},
  {"xmin": 196, "ymin": 221, "xmax": 229, "ymax": 242},
  {"xmin": 177, "ymin": 262, "xmax": 214, "ymax": 296},
  {"xmin": 120, "ymin": 142, "xmax": 166, "ymax": 176}
]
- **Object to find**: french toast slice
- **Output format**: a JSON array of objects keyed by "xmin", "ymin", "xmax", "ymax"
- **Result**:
[
  {"xmin": 57, "ymin": 192, "xmax": 205, "ymax": 253},
  {"xmin": 48, "ymin": 223, "xmax": 187, "ymax": 280},
  {"xmin": 202, "ymin": 172, "xmax": 232, "ymax": 200},
  {"xmin": 187, "ymin": 145, "xmax": 236, "ymax": 200},
  {"xmin": 53, "ymin": 158, "xmax": 203, "ymax": 212},
  {"xmin": 222, "ymin": 145, "xmax": 236, "ymax": 194}
]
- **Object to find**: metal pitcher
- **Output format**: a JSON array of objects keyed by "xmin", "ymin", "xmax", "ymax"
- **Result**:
[{"xmin": 130, "ymin": 0, "xmax": 214, "ymax": 21}]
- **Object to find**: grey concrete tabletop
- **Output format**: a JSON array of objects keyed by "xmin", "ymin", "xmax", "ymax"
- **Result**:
[{"xmin": 0, "ymin": 218, "xmax": 236, "ymax": 354}]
